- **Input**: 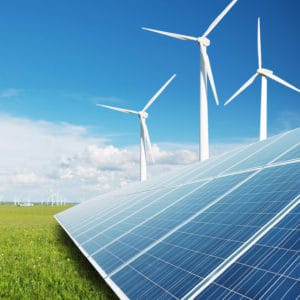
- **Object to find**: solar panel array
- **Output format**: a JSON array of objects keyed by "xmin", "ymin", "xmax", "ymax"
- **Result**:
[{"xmin": 56, "ymin": 128, "xmax": 300, "ymax": 299}]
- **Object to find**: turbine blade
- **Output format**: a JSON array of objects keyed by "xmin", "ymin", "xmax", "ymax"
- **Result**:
[
  {"xmin": 142, "ymin": 74, "xmax": 176, "ymax": 112},
  {"xmin": 142, "ymin": 27, "xmax": 197, "ymax": 41},
  {"xmin": 141, "ymin": 118, "xmax": 154, "ymax": 162},
  {"xmin": 203, "ymin": 0, "xmax": 238, "ymax": 37},
  {"xmin": 267, "ymin": 73, "xmax": 300, "ymax": 93},
  {"xmin": 200, "ymin": 44, "xmax": 219, "ymax": 105},
  {"xmin": 257, "ymin": 17, "xmax": 262, "ymax": 68},
  {"xmin": 96, "ymin": 104, "xmax": 139, "ymax": 115},
  {"xmin": 224, "ymin": 73, "xmax": 258, "ymax": 105}
]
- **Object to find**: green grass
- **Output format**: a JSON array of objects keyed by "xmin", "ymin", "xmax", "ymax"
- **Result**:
[{"xmin": 0, "ymin": 205, "xmax": 117, "ymax": 300}]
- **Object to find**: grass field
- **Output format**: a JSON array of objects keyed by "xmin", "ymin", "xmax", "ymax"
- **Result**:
[{"xmin": 0, "ymin": 204, "xmax": 117, "ymax": 300}]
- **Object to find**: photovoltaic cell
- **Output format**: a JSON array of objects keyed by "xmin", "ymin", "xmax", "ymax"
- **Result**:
[
  {"xmin": 79, "ymin": 182, "xmax": 205, "ymax": 252},
  {"xmin": 72, "ymin": 187, "xmax": 176, "ymax": 238},
  {"xmin": 274, "ymin": 143, "xmax": 300, "ymax": 163},
  {"xmin": 197, "ymin": 203, "xmax": 300, "ymax": 300},
  {"xmin": 165, "ymin": 146, "xmax": 246, "ymax": 186},
  {"xmin": 88, "ymin": 172, "xmax": 251, "ymax": 275},
  {"xmin": 55, "ymin": 127, "xmax": 300, "ymax": 299},
  {"xmin": 110, "ymin": 162, "xmax": 300, "ymax": 299},
  {"xmin": 225, "ymin": 129, "xmax": 299, "ymax": 173}
]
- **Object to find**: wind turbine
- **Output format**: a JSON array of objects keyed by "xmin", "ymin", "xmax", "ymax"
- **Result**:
[
  {"xmin": 142, "ymin": 0, "xmax": 238, "ymax": 161},
  {"xmin": 97, "ymin": 74, "xmax": 176, "ymax": 182},
  {"xmin": 225, "ymin": 18, "xmax": 300, "ymax": 141}
]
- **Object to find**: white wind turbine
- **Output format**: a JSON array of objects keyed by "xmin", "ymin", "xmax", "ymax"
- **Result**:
[
  {"xmin": 225, "ymin": 18, "xmax": 300, "ymax": 141},
  {"xmin": 143, "ymin": 0, "xmax": 238, "ymax": 161},
  {"xmin": 97, "ymin": 74, "xmax": 176, "ymax": 182}
]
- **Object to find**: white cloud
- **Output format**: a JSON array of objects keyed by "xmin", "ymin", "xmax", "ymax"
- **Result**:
[
  {"xmin": 152, "ymin": 144, "xmax": 197, "ymax": 165},
  {"xmin": 0, "ymin": 114, "xmax": 247, "ymax": 203},
  {"xmin": 0, "ymin": 114, "xmax": 106, "ymax": 170},
  {"xmin": 80, "ymin": 144, "xmax": 138, "ymax": 170}
]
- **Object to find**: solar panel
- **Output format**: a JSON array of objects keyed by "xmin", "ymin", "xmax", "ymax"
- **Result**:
[
  {"xmin": 56, "ymin": 128, "xmax": 300, "ymax": 299},
  {"xmin": 197, "ymin": 204, "xmax": 300, "ymax": 300},
  {"xmin": 274, "ymin": 143, "xmax": 300, "ymax": 163}
]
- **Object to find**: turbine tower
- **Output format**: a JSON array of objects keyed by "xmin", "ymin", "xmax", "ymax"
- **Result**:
[
  {"xmin": 225, "ymin": 18, "xmax": 300, "ymax": 140},
  {"xmin": 142, "ymin": 0, "xmax": 238, "ymax": 161},
  {"xmin": 97, "ymin": 74, "xmax": 176, "ymax": 182}
]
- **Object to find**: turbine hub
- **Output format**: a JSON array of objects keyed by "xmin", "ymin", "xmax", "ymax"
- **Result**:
[
  {"xmin": 197, "ymin": 37, "xmax": 210, "ymax": 46},
  {"xmin": 139, "ymin": 111, "xmax": 148, "ymax": 119},
  {"xmin": 257, "ymin": 68, "xmax": 273, "ymax": 76}
]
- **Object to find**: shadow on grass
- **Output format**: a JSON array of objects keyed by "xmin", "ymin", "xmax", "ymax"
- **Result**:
[{"xmin": 56, "ymin": 225, "xmax": 118, "ymax": 299}]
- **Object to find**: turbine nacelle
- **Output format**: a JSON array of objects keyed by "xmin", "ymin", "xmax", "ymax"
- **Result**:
[
  {"xmin": 257, "ymin": 68, "xmax": 273, "ymax": 77},
  {"xmin": 197, "ymin": 37, "xmax": 210, "ymax": 47},
  {"xmin": 138, "ymin": 111, "xmax": 148, "ymax": 119}
]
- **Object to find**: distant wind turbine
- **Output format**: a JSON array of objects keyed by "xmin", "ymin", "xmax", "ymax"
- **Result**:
[
  {"xmin": 143, "ymin": 0, "xmax": 238, "ymax": 161},
  {"xmin": 97, "ymin": 74, "xmax": 176, "ymax": 182},
  {"xmin": 225, "ymin": 17, "xmax": 300, "ymax": 141}
]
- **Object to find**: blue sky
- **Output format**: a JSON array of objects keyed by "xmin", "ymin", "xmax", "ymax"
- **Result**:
[{"xmin": 0, "ymin": 0, "xmax": 299, "ymax": 202}]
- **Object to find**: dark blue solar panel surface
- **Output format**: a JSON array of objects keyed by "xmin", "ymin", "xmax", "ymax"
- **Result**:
[
  {"xmin": 89, "ymin": 172, "xmax": 251, "ymax": 274},
  {"xmin": 55, "ymin": 128, "xmax": 300, "ymax": 300},
  {"xmin": 72, "ymin": 187, "xmax": 176, "ymax": 238},
  {"xmin": 110, "ymin": 162, "xmax": 300, "ymax": 299},
  {"xmin": 79, "ymin": 182, "xmax": 206, "ymax": 252},
  {"xmin": 196, "ymin": 204, "xmax": 300, "ymax": 300}
]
